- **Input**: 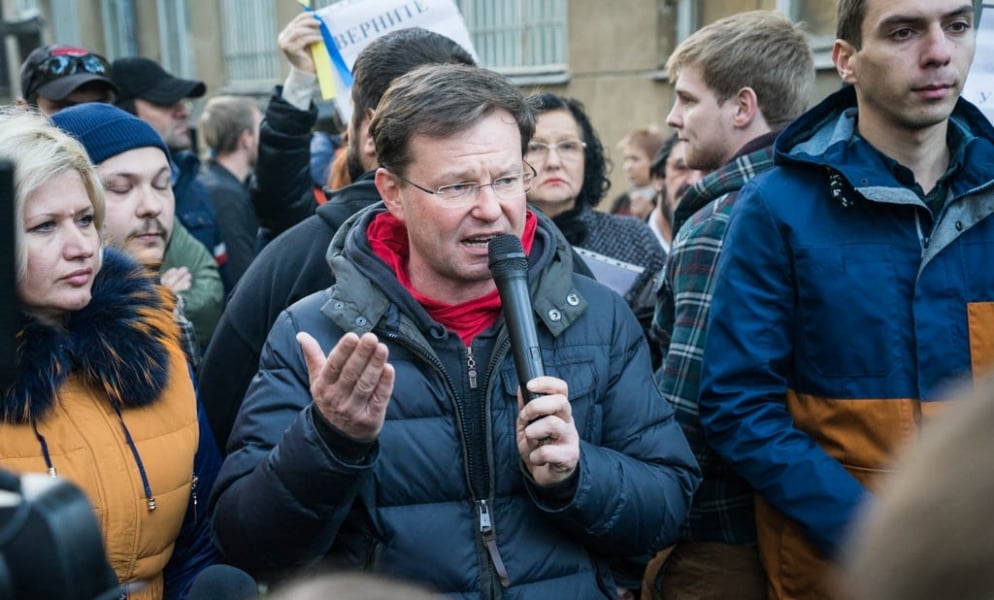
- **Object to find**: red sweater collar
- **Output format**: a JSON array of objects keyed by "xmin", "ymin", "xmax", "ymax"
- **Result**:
[{"xmin": 367, "ymin": 211, "xmax": 538, "ymax": 345}]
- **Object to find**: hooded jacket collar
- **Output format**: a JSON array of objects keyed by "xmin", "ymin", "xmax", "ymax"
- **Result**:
[
  {"xmin": 672, "ymin": 130, "xmax": 780, "ymax": 237},
  {"xmin": 321, "ymin": 204, "xmax": 586, "ymax": 346},
  {"xmin": 3, "ymin": 248, "xmax": 175, "ymax": 423},
  {"xmin": 774, "ymin": 85, "xmax": 994, "ymax": 201},
  {"xmin": 316, "ymin": 171, "xmax": 381, "ymax": 229}
]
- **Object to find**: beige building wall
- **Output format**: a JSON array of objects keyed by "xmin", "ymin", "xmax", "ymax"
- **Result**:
[{"xmin": 520, "ymin": 0, "xmax": 841, "ymax": 207}]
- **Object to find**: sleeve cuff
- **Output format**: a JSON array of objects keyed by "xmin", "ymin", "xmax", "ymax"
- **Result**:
[
  {"xmin": 281, "ymin": 68, "xmax": 319, "ymax": 112},
  {"xmin": 311, "ymin": 406, "xmax": 375, "ymax": 465},
  {"xmin": 525, "ymin": 464, "xmax": 579, "ymax": 508}
]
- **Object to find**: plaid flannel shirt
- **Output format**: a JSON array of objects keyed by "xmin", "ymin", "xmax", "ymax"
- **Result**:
[
  {"xmin": 652, "ymin": 135, "xmax": 777, "ymax": 544},
  {"xmin": 174, "ymin": 295, "xmax": 202, "ymax": 372}
]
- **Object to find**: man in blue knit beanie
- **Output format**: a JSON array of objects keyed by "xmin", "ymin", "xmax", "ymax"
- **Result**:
[
  {"xmin": 52, "ymin": 102, "xmax": 223, "ymax": 362},
  {"xmin": 111, "ymin": 56, "xmax": 230, "ymax": 297}
]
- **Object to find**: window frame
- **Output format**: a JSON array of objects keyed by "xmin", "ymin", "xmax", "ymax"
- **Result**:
[
  {"xmin": 455, "ymin": 0, "xmax": 569, "ymax": 85},
  {"xmin": 100, "ymin": 0, "xmax": 138, "ymax": 59},
  {"xmin": 675, "ymin": 1, "xmax": 836, "ymax": 70},
  {"xmin": 156, "ymin": 0, "xmax": 195, "ymax": 79},
  {"xmin": 775, "ymin": 0, "xmax": 835, "ymax": 69},
  {"xmin": 217, "ymin": 0, "xmax": 280, "ymax": 90}
]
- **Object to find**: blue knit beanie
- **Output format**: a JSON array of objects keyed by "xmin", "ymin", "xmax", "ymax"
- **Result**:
[{"xmin": 50, "ymin": 102, "xmax": 171, "ymax": 165}]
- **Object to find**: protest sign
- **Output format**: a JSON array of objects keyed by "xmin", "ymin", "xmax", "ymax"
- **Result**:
[
  {"xmin": 313, "ymin": 0, "xmax": 478, "ymax": 123},
  {"xmin": 963, "ymin": 3, "xmax": 994, "ymax": 125}
]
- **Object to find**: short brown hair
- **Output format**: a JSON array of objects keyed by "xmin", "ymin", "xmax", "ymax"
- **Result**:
[
  {"xmin": 665, "ymin": 10, "xmax": 815, "ymax": 129},
  {"xmin": 620, "ymin": 126, "xmax": 667, "ymax": 161},
  {"xmin": 836, "ymin": 0, "xmax": 867, "ymax": 48},
  {"xmin": 370, "ymin": 64, "xmax": 533, "ymax": 176},
  {"xmin": 199, "ymin": 95, "xmax": 259, "ymax": 157}
]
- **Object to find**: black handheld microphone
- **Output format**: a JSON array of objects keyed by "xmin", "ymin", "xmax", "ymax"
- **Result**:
[
  {"xmin": 488, "ymin": 234, "xmax": 544, "ymax": 401},
  {"xmin": 186, "ymin": 564, "xmax": 258, "ymax": 600}
]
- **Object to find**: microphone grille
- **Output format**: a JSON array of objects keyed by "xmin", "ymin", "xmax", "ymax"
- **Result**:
[{"xmin": 488, "ymin": 234, "xmax": 528, "ymax": 276}]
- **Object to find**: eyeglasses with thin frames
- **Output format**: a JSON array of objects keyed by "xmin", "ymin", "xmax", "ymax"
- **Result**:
[
  {"xmin": 525, "ymin": 139, "xmax": 587, "ymax": 163},
  {"xmin": 388, "ymin": 164, "xmax": 537, "ymax": 208}
]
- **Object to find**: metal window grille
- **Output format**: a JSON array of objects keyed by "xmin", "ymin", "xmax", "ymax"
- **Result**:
[
  {"xmin": 284, "ymin": 0, "xmax": 566, "ymax": 74},
  {"xmin": 13, "ymin": 0, "xmax": 40, "ymax": 17},
  {"xmin": 157, "ymin": 0, "xmax": 195, "ymax": 78},
  {"xmin": 456, "ymin": 0, "xmax": 566, "ymax": 74},
  {"xmin": 100, "ymin": 0, "xmax": 138, "ymax": 59},
  {"xmin": 50, "ymin": 0, "xmax": 81, "ymax": 46},
  {"xmin": 220, "ymin": 0, "xmax": 280, "ymax": 84}
]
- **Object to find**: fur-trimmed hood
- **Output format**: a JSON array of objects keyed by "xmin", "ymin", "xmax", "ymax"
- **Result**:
[{"xmin": 3, "ymin": 248, "xmax": 178, "ymax": 423}]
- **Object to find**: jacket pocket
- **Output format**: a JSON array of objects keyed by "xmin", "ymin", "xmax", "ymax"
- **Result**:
[
  {"xmin": 967, "ymin": 302, "xmax": 994, "ymax": 380},
  {"xmin": 500, "ymin": 359, "xmax": 598, "ymax": 442},
  {"xmin": 794, "ymin": 245, "xmax": 902, "ymax": 378},
  {"xmin": 755, "ymin": 496, "xmax": 833, "ymax": 600}
]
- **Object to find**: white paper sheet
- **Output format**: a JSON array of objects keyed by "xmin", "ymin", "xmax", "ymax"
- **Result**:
[
  {"xmin": 315, "ymin": 0, "xmax": 478, "ymax": 123},
  {"xmin": 963, "ymin": 4, "xmax": 994, "ymax": 124}
]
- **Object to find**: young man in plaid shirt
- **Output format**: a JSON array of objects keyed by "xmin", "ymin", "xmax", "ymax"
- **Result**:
[{"xmin": 648, "ymin": 11, "xmax": 814, "ymax": 599}]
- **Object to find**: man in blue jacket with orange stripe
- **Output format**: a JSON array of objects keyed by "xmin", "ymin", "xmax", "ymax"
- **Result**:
[{"xmin": 698, "ymin": 0, "xmax": 994, "ymax": 597}]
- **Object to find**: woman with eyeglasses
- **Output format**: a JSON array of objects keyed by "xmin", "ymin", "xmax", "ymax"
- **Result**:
[
  {"xmin": 0, "ymin": 109, "xmax": 222, "ymax": 599},
  {"xmin": 524, "ymin": 93, "xmax": 666, "ymax": 334}
]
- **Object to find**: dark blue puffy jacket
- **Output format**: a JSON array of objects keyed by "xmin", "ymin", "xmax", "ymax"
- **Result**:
[{"xmin": 210, "ymin": 207, "xmax": 699, "ymax": 598}]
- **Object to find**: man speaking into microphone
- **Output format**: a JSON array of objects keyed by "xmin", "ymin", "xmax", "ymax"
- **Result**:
[{"xmin": 211, "ymin": 64, "xmax": 699, "ymax": 598}]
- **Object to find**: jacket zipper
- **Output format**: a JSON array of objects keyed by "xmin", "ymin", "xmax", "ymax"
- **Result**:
[
  {"xmin": 467, "ymin": 346, "xmax": 478, "ymax": 389},
  {"xmin": 477, "ymin": 499, "xmax": 509, "ymax": 587},
  {"xmin": 382, "ymin": 331, "xmax": 512, "ymax": 590},
  {"xmin": 191, "ymin": 474, "xmax": 199, "ymax": 525},
  {"xmin": 482, "ymin": 333, "xmax": 513, "ymax": 591}
]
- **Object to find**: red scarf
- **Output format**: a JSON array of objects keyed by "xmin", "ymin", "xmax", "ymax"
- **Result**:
[{"xmin": 367, "ymin": 210, "xmax": 538, "ymax": 345}]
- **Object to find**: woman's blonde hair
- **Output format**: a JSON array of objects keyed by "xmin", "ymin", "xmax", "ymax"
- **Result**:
[{"xmin": 0, "ymin": 107, "xmax": 106, "ymax": 279}]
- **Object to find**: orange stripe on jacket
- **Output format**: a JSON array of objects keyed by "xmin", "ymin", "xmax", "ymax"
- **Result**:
[{"xmin": 968, "ymin": 301, "xmax": 994, "ymax": 382}]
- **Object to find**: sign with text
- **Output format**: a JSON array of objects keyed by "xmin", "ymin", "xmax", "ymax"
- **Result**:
[
  {"xmin": 315, "ymin": 0, "xmax": 478, "ymax": 123},
  {"xmin": 963, "ymin": 4, "xmax": 994, "ymax": 125}
]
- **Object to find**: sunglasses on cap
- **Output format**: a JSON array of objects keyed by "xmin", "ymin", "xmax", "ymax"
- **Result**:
[{"xmin": 34, "ymin": 53, "xmax": 110, "ymax": 82}]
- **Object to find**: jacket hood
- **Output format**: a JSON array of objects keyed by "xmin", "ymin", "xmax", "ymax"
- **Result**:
[
  {"xmin": 3, "ymin": 248, "xmax": 177, "ymax": 423},
  {"xmin": 316, "ymin": 171, "xmax": 381, "ymax": 229},
  {"xmin": 322, "ymin": 205, "xmax": 586, "ymax": 342}
]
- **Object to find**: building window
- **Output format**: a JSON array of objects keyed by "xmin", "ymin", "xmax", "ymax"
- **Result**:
[
  {"xmin": 100, "ymin": 0, "xmax": 138, "ymax": 59},
  {"xmin": 777, "ymin": 0, "xmax": 834, "ymax": 49},
  {"xmin": 156, "ymin": 0, "xmax": 194, "ymax": 78},
  {"xmin": 285, "ymin": 0, "xmax": 567, "ymax": 81},
  {"xmin": 50, "ymin": 0, "xmax": 81, "ymax": 46},
  {"xmin": 679, "ymin": 1, "xmax": 836, "ymax": 68},
  {"xmin": 455, "ymin": 0, "xmax": 567, "ymax": 77},
  {"xmin": 219, "ymin": 0, "xmax": 280, "ymax": 86}
]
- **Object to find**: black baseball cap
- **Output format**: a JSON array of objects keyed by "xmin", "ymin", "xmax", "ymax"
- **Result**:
[
  {"xmin": 111, "ymin": 57, "xmax": 206, "ymax": 106},
  {"xmin": 20, "ymin": 45, "xmax": 117, "ymax": 102}
]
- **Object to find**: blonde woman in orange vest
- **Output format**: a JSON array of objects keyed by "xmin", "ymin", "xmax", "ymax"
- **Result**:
[{"xmin": 0, "ymin": 108, "xmax": 222, "ymax": 599}]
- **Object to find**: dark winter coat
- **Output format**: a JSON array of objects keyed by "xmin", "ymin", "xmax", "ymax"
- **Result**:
[{"xmin": 210, "ymin": 207, "xmax": 699, "ymax": 598}]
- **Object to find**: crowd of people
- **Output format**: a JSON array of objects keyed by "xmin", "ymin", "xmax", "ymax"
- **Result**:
[{"xmin": 1, "ymin": 0, "xmax": 993, "ymax": 598}]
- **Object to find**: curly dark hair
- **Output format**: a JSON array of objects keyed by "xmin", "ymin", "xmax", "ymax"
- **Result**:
[{"xmin": 524, "ymin": 93, "xmax": 611, "ymax": 209}]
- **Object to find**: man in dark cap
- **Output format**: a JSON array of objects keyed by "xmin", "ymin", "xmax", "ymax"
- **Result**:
[
  {"xmin": 112, "ymin": 57, "xmax": 206, "ymax": 152},
  {"xmin": 18, "ymin": 45, "xmax": 117, "ymax": 115},
  {"xmin": 112, "ymin": 56, "xmax": 230, "ymax": 295}
]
